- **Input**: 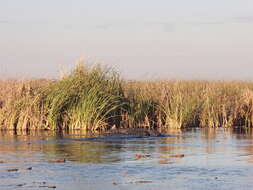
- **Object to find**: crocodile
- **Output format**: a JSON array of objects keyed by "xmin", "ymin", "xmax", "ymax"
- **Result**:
[
  {"xmin": 69, "ymin": 128, "xmax": 168, "ymax": 142},
  {"xmin": 104, "ymin": 128, "xmax": 164, "ymax": 137}
]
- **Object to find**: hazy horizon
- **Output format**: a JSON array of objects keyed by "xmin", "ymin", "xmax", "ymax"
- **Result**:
[{"xmin": 1, "ymin": 0, "xmax": 253, "ymax": 80}]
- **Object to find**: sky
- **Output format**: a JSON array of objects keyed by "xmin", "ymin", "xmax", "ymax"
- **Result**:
[{"xmin": 1, "ymin": 0, "xmax": 253, "ymax": 80}]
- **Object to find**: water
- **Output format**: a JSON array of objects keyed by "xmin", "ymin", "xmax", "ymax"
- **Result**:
[{"xmin": 0, "ymin": 128, "xmax": 253, "ymax": 190}]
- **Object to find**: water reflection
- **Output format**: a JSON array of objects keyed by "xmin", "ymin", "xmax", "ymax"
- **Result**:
[
  {"xmin": 1, "ymin": 128, "xmax": 253, "ymax": 190},
  {"xmin": 0, "ymin": 128, "xmax": 253, "ymax": 164},
  {"xmin": 230, "ymin": 128, "xmax": 253, "ymax": 163}
]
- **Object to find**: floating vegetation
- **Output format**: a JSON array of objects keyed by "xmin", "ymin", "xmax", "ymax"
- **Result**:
[{"xmin": 0, "ymin": 63, "xmax": 253, "ymax": 131}]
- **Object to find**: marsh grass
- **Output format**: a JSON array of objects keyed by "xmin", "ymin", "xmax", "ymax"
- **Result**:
[
  {"xmin": 122, "ymin": 80, "xmax": 253, "ymax": 129},
  {"xmin": 1, "ymin": 64, "xmax": 253, "ymax": 131},
  {"xmin": 0, "ymin": 64, "xmax": 125, "ymax": 131}
]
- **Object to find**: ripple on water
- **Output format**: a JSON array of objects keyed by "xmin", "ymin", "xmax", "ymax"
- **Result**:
[{"xmin": 0, "ymin": 128, "xmax": 253, "ymax": 190}]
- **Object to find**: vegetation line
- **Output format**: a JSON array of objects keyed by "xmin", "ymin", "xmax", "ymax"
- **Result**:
[{"xmin": 0, "ymin": 63, "xmax": 253, "ymax": 131}]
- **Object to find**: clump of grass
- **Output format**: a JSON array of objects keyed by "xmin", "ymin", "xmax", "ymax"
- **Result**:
[
  {"xmin": 239, "ymin": 88, "xmax": 253, "ymax": 127},
  {"xmin": 161, "ymin": 81, "xmax": 203, "ymax": 128},
  {"xmin": 198, "ymin": 82, "xmax": 241, "ymax": 127},
  {"xmin": 43, "ymin": 64, "xmax": 124, "ymax": 131},
  {"xmin": 0, "ymin": 79, "xmax": 50, "ymax": 130},
  {"xmin": 122, "ymin": 81, "xmax": 159, "ymax": 128}
]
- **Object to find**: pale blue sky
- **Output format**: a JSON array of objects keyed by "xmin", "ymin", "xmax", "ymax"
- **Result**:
[{"xmin": 1, "ymin": 0, "xmax": 253, "ymax": 79}]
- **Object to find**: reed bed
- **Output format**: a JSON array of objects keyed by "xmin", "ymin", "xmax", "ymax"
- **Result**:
[
  {"xmin": 1, "ymin": 64, "xmax": 253, "ymax": 131},
  {"xmin": 0, "ymin": 64, "xmax": 124, "ymax": 131}
]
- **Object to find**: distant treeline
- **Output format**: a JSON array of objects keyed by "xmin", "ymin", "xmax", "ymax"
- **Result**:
[{"xmin": 0, "ymin": 64, "xmax": 253, "ymax": 131}]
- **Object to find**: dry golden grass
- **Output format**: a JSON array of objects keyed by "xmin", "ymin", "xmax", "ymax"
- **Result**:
[
  {"xmin": 122, "ymin": 80, "xmax": 253, "ymax": 129},
  {"xmin": 1, "ymin": 65, "xmax": 253, "ymax": 131}
]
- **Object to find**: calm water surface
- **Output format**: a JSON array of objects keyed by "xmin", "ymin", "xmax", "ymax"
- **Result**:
[{"xmin": 0, "ymin": 128, "xmax": 253, "ymax": 190}]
